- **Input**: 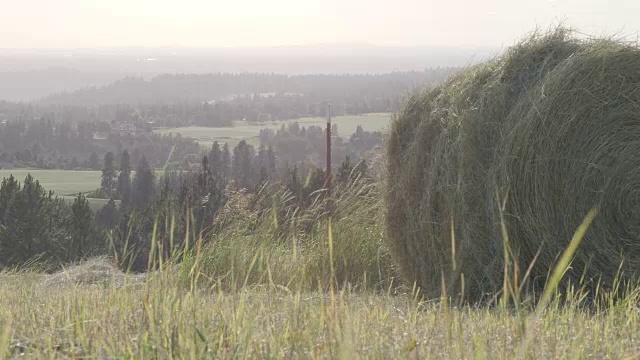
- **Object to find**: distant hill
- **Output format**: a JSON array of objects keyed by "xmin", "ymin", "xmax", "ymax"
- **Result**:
[
  {"xmin": 38, "ymin": 70, "xmax": 460, "ymax": 106},
  {"xmin": 0, "ymin": 44, "xmax": 494, "ymax": 101},
  {"xmin": 0, "ymin": 68, "xmax": 121, "ymax": 102}
]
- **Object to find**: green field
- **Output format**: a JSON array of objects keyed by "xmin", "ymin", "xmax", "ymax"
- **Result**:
[
  {"xmin": 0, "ymin": 169, "xmax": 114, "ymax": 211},
  {"xmin": 154, "ymin": 113, "xmax": 392, "ymax": 148},
  {"xmin": 58, "ymin": 195, "xmax": 116, "ymax": 211},
  {"xmin": 0, "ymin": 169, "xmax": 101, "ymax": 196}
]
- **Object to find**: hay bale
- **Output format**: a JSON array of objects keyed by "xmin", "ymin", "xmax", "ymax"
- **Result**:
[
  {"xmin": 387, "ymin": 28, "xmax": 640, "ymax": 302},
  {"xmin": 43, "ymin": 257, "xmax": 146, "ymax": 288}
]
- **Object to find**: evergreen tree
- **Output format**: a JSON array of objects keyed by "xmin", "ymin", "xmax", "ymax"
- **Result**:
[
  {"xmin": 89, "ymin": 151, "xmax": 100, "ymax": 170},
  {"xmin": 257, "ymin": 145, "xmax": 267, "ymax": 183},
  {"xmin": 259, "ymin": 166, "xmax": 268, "ymax": 185},
  {"xmin": 101, "ymin": 152, "xmax": 117, "ymax": 196},
  {"xmin": 232, "ymin": 140, "xmax": 255, "ymax": 189},
  {"xmin": 337, "ymin": 156, "xmax": 369, "ymax": 184},
  {"xmin": 69, "ymin": 193, "xmax": 95, "ymax": 259},
  {"xmin": 258, "ymin": 145, "xmax": 267, "ymax": 166},
  {"xmin": 337, "ymin": 156, "xmax": 353, "ymax": 183},
  {"xmin": 96, "ymin": 199, "xmax": 118, "ymax": 229},
  {"xmin": 209, "ymin": 141, "xmax": 221, "ymax": 174},
  {"xmin": 117, "ymin": 149, "xmax": 132, "ymax": 206},
  {"xmin": 199, "ymin": 156, "xmax": 210, "ymax": 188},
  {"xmin": 267, "ymin": 145, "xmax": 277, "ymax": 176},
  {"xmin": 208, "ymin": 141, "xmax": 227, "ymax": 190},
  {"xmin": 132, "ymin": 156, "xmax": 155, "ymax": 207},
  {"xmin": 0, "ymin": 175, "xmax": 69, "ymax": 265},
  {"xmin": 0, "ymin": 175, "xmax": 18, "ymax": 222},
  {"xmin": 221, "ymin": 143, "xmax": 231, "ymax": 181}
]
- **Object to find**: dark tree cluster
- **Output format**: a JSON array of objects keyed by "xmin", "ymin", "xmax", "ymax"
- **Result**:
[
  {"xmin": 258, "ymin": 122, "xmax": 383, "ymax": 168},
  {"xmin": 0, "ymin": 117, "xmax": 200, "ymax": 170},
  {"xmin": 0, "ymin": 174, "xmax": 103, "ymax": 267}
]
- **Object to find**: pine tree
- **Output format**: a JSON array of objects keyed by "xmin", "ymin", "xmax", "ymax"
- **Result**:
[
  {"xmin": 258, "ymin": 145, "xmax": 267, "ymax": 166},
  {"xmin": 96, "ymin": 199, "xmax": 118, "ymax": 229},
  {"xmin": 199, "ymin": 156, "xmax": 211, "ymax": 191},
  {"xmin": 101, "ymin": 152, "xmax": 117, "ymax": 196},
  {"xmin": 69, "ymin": 193, "xmax": 94, "ymax": 260},
  {"xmin": 117, "ymin": 149, "xmax": 132, "ymax": 206},
  {"xmin": 257, "ymin": 145, "xmax": 268, "ymax": 184},
  {"xmin": 267, "ymin": 145, "xmax": 277, "ymax": 176},
  {"xmin": 232, "ymin": 145, "xmax": 241, "ymax": 185},
  {"xmin": 0, "ymin": 175, "xmax": 70, "ymax": 265},
  {"xmin": 221, "ymin": 143, "xmax": 231, "ymax": 181},
  {"xmin": 12, "ymin": 175, "xmax": 44, "ymax": 258},
  {"xmin": 0, "ymin": 175, "xmax": 18, "ymax": 223},
  {"xmin": 208, "ymin": 141, "xmax": 226, "ymax": 190},
  {"xmin": 132, "ymin": 156, "xmax": 155, "ymax": 207},
  {"xmin": 209, "ymin": 141, "xmax": 221, "ymax": 173},
  {"xmin": 232, "ymin": 140, "xmax": 255, "ymax": 189},
  {"xmin": 89, "ymin": 152, "xmax": 100, "ymax": 170},
  {"xmin": 337, "ymin": 156, "xmax": 353, "ymax": 183}
]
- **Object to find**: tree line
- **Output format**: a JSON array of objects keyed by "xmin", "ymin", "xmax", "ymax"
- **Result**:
[
  {"xmin": 38, "ymin": 70, "xmax": 457, "ymax": 107},
  {"xmin": 0, "ymin": 175, "xmax": 103, "ymax": 267},
  {"xmin": 2, "ymin": 69, "xmax": 455, "ymax": 129},
  {"xmin": 0, "ymin": 113, "xmax": 382, "ymax": 176},
  {"xmin": 0, "ymin": 138, "xmax": 373, "ymax": 270},
  {"xmin": 0, "ymin": 117, "xmax": 200, "ymax": 170}
]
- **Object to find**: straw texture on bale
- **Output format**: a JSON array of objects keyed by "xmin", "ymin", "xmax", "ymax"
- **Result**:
[{"xmin": 386, "ymin": 28, "xmax": 640, "ymax": 302}]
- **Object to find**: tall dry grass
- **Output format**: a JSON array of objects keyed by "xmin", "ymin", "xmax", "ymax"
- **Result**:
[{"xmin": 179, "ymin": 174, "xmax": 398, "ymax": 293}]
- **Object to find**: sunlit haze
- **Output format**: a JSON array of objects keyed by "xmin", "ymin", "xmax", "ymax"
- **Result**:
[{"xmin": 2, "ymin": 0, "xmax": 639, "ymax": 48}]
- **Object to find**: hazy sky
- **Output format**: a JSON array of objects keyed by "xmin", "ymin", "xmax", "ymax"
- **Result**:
[{"xmin": 1, "ymin": 0, "xmax": 639, "ymax": 48}]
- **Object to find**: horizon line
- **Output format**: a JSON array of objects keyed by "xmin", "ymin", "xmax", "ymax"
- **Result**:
[{"xmin": 0, "ymin": 42, "xmax": 501, "ymax": 52}]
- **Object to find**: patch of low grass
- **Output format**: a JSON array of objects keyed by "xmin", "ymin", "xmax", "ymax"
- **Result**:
[{"xmin": 2, "ymin": 267, "xmax": 640, "ymax": 358}]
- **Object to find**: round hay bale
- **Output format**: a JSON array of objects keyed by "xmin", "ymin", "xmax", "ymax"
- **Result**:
[{"xmin": 386, "ymin": 28, "xmax": 640, "ymax": 302}]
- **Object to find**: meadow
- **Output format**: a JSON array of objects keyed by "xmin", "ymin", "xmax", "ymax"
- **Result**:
[
  {"xmin": 1, "ymin": 182, "xmax": 640, "ymax": 358},
  {"xmin": 0, "ymin": 169, "xmax": 114, "ymax": 211},
  {"xmin": 153, "ymin": 113, "xmax": 392, "ymax": 148},
  {"xmin": 0, "ymin": 169, "xmax": 101, "ymax": 195},
  {"xmin": 3, "ymin": 271, "xmax": 640, "ymax": 359}
]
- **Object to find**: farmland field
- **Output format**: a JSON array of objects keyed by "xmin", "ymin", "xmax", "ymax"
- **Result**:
[
  {"xmin": 58, "ymin": 196, "xmax": 116, "ymax": 211},
  {"xmin": 153, "ymin": 113, "xmax": 392, "ymax": 148},
  {"xmin": 0, "ymin": 169, "xmax": 114, "ymax": 211},
  {"xmin": 0, "ymin": 169, "xmax": 101, "ymax": 195}
]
